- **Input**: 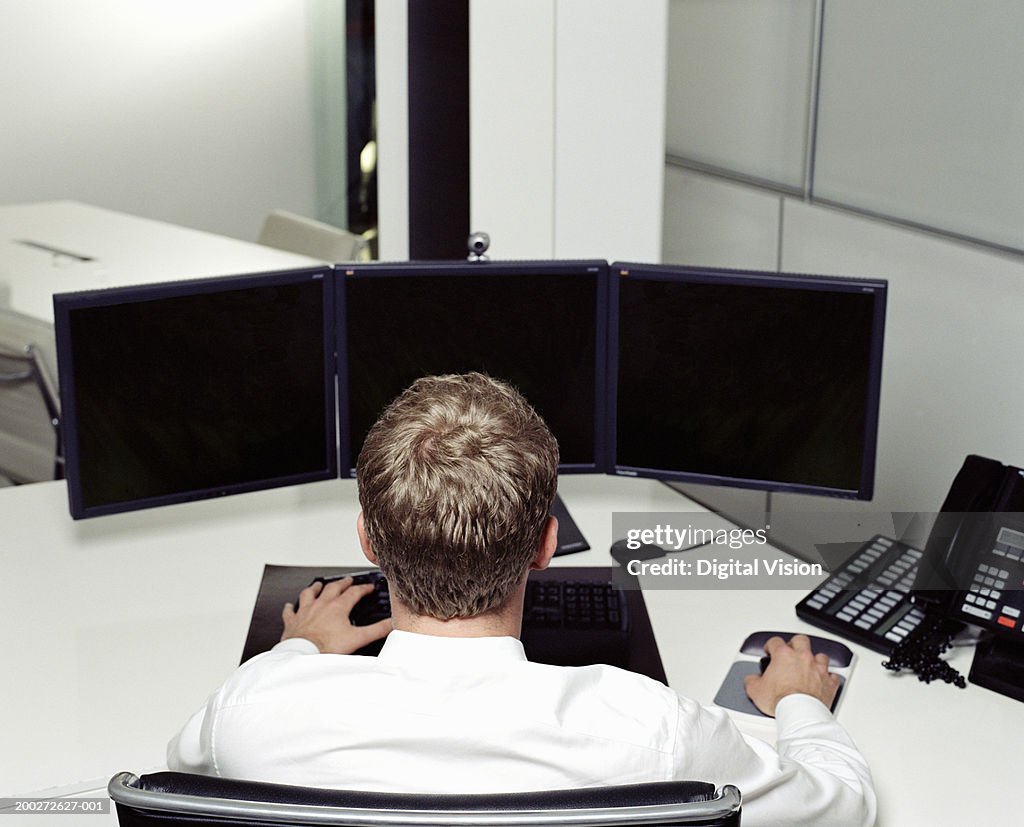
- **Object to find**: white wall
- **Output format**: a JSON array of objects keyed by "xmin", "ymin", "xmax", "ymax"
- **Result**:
[
  {"xmin": 813, "ymin": 1, "xmax": 1024, "ymax": 251},
  {"xmin": 665, "ymin": 0, "xmax": 816, "ymax": 191},
  {"xmin": 663, "ymin": 168, "xmax": 1024, "ymax": 545},
  {"xmin": 662, "ymin": 1, "xmax": 1024, "ymax": 556},
  {"xmin": 467, "ymin": 0, "xmax": 668, "ymax": 262},
  {"xmin": 468, "ymin": 0, "xmax": 556, "ymax": 258},
  {"xmin": 1, "ymin": 0, "xmax": 317, "ymax": 242},
  {"xmin": 373, "ymin": 0, "xmax": 409, "ymax": 261},
  {"xmin": 373, "ymin": 0, "xmax": 670, "ymax": 262}
]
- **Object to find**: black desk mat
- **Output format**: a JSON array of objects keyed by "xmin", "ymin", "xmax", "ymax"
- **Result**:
[{"xmin": 241, "ymin": 565, "xmax": 666, "ymax": 685}]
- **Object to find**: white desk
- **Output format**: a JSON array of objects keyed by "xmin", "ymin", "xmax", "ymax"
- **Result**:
[
  {"xmin": 1, "ymin": 475, "xmax": 1020, "ymax": 825},
  {"xmin": 0, "ymin": 201, "xmax": 323, "ymax": 322}
]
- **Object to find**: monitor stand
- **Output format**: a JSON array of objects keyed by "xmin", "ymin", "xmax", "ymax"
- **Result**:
[
  {"xmin": 551, "ymin": 491, "xmax": 589, "ymax": 556},
  {"xmin": 969, "ymin": 634, "xmax": 1024, "ymax": 703}
]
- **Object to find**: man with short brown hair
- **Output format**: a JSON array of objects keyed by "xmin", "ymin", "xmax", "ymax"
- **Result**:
[
  {"xmin": 356, "ymin": 371, "xmax": 559, "ymax": 619},
  {"xmin": 169, "ymin": 373, "xmax": 875, "ymax": 826}
]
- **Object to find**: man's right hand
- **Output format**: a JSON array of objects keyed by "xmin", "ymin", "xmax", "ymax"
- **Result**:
[{"xmin": 743, "ymin": 633, "xmax": 840, "ymax": 716}]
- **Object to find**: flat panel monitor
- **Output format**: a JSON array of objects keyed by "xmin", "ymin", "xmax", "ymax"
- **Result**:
[
  {"xmin": 609, "ymin": 263, "xmax": 886, "ymax": 500},
  {"xmin": 338, "ymin": 261, "xmax": 608, "ymax": 475},
  {"xmin": 54, "ymin": 267, "xmax": 337, "ymax": 519}
]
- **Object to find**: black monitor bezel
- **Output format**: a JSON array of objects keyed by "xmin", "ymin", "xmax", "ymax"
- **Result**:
[
  {"xmin": 335, "ymin": 260, "xmax": 609, "ymax": 477},
  {"xmin": 52, "ymin": 258, "xmax": 889, "ymax": 518},
  {"xmin": 54, "ymin": 266, "xmax": 339, "ymax": 519},
  {"xmin": 607, "ymin": 262, "xmax": 887, "ymax": 501}
]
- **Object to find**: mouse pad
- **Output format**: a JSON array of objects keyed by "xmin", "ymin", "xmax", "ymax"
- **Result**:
[
  {"xmin": 713, "ymin": 630, "xmax": 854, "ymax": 719},
  {"xmin": 240, "ymin": 565, "xmax": 667, "ymax": 686},
  {"xmin": 714, "ymin": 661, "xmax": 846, "ymax": 717}
]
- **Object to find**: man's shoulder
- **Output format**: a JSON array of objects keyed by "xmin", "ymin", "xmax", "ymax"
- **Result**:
[
  {"xmin": 221, "ymin": 644, "xmax": 378, "ymax": 698},
  {"xmin": 525, "ymin": 660, "xmax": 684, "ymax": 708}
]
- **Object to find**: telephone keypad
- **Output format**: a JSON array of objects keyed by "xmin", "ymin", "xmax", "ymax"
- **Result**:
[
  {"xmin": 796, "ymin": 536, "xmax": 926, "ymax": 654},
  {"xmin": 959, "ymin": 536, "xmax": 1024, "ymax": 631},
  {"xmin": 798, "ymin": 527, "xmax": 1024, "ymax": 650}
]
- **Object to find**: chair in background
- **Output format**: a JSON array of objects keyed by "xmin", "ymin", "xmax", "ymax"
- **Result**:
[
  {"xmin": 109, "ymin": 771, "xmax": 742, "ymax": 827},
  {"xmin": 0, "ymin": 308, "xmax": 62, "ymax": 484},
  {"xmin": 258, "ymin": 209, "xmax": 371, "ymax": 262}
]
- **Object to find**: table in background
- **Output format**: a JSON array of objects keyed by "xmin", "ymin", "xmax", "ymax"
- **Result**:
[{"xmin": 0, "ymin": 201, "xmax": 323, "ymax": 322}]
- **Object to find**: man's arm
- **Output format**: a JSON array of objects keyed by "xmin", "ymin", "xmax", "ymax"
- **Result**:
[
  {"xmin": 674, "ymin": 634, "xmax": 875, "ymax": 827},
  {"xmin": 679, "ymin": 694, "xmax": 875, "ymax": 827},
  {"xmin": 167, "ymin": 577, "xmax": 391, "ymax": 774}
]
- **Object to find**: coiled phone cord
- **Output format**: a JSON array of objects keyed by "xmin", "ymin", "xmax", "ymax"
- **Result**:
[{"xmin": 881, "ymin": 612, "xmax": 967, "ymax": 688}]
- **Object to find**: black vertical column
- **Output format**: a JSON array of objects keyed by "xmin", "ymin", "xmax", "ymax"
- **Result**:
[{"xmin": 407, "ymin": 0, "xmax": 470, "ymax": 260}]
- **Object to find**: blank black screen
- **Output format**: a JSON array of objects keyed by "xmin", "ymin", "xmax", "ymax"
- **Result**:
[
  {"xmin": 343, "ymin": 267, "xmax": 602, "ymax": 472},
  {"xmin": 62, "ymin": 275, "xmax": 333, "ymax": 515},
  {"xmin": 614, "ymin": 272, "xmax": 881, "ymax": 495}
]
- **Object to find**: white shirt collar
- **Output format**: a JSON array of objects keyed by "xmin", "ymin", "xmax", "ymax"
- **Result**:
[{"xmin": 377, "ymin": 629, "xmax": 527, "ymax": 666}]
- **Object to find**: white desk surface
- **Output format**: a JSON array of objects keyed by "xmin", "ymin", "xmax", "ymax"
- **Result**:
[
  {"xmin": 2, "ymin": 475, "xmax": 1020, "ymax": 825},
  {"xmin": 0, "ymin": 201, "xmax": 324, "ymax": 322}
]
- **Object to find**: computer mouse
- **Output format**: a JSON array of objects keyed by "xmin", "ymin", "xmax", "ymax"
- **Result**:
[
  {"xmin": 740, "ymin": 630, "xmax": 854, "ymax": 668},
  {"xmin": 747, "ymin": 653, "xmax": 844, "ymax": 714},
  {"xmin": 610, "ymin": 538, "xmax": 667, "ymax": 566}
]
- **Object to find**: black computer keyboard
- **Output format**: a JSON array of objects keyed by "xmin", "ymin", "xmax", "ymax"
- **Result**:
[
  {"xmin": 523, "ymin": 579, "xmax": 629, "ymax": 632},
  {"xmin": 302, "ymin": 571, "xmax": 631, "ymax": 667},
  {"xmin": 795, "ymin": 535, "xmax": 928, "ymax": 654},
  {"xmin": 302, "ymin": 570, "xmax": 393, "ymax": 627},
  {"xmin": 521, "ymin": 577, "xmax": 631, "ymax": 667}
]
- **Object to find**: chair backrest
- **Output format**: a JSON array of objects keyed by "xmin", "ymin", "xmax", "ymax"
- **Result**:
[
  {"xmin": 258, "ymin": 209, "xmax": 370, "ymax": 262},
  {"xmin": 109, "ymin": 772, "xmax": 741, "ymax": 827},
  {"xmin": 0, "ymin": 308, "xmax": 61, "ymax": 484}
]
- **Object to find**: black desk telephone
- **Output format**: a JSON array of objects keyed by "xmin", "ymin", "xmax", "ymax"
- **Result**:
[{"xmin": 797, "ymin": 454, "xmax": 1024, "ymax": 702}]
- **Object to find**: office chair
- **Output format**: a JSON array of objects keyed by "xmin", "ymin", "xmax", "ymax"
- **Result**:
[
  {"xmin": 109, "ymin": 771, "xmax": 741, "ymax": 827},
  {"xmin": 258, "ymin": 209, "xmax": 371, "ymax": 262},
  {"xmin": 0, "ymin": 308, "xmax": 62, "ymax": 484}
]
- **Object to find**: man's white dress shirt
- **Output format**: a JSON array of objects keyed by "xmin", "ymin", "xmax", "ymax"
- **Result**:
[{"xmin": 168, "ymin": 630, "xmax": 875, "ymax": 826}]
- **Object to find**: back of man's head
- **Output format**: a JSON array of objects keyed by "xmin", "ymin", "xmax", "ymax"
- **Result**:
[{"xmin": 356, "ymin": 373, "xmax": 559, "ymax": 619}]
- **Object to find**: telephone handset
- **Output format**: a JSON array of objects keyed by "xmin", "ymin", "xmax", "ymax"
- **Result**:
[
  {"xmin": 913, "ymin": 454, "xmax": 1024, "ymax": 600},
  {"xmin": 897, "ymin": 454, "xmax": 1024, "ymax": 700}
]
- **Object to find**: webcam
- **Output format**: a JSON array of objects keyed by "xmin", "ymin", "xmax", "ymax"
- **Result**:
[{"xmin": 467, "ymin": 231, "xmax": 490, "ymax": 262}]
